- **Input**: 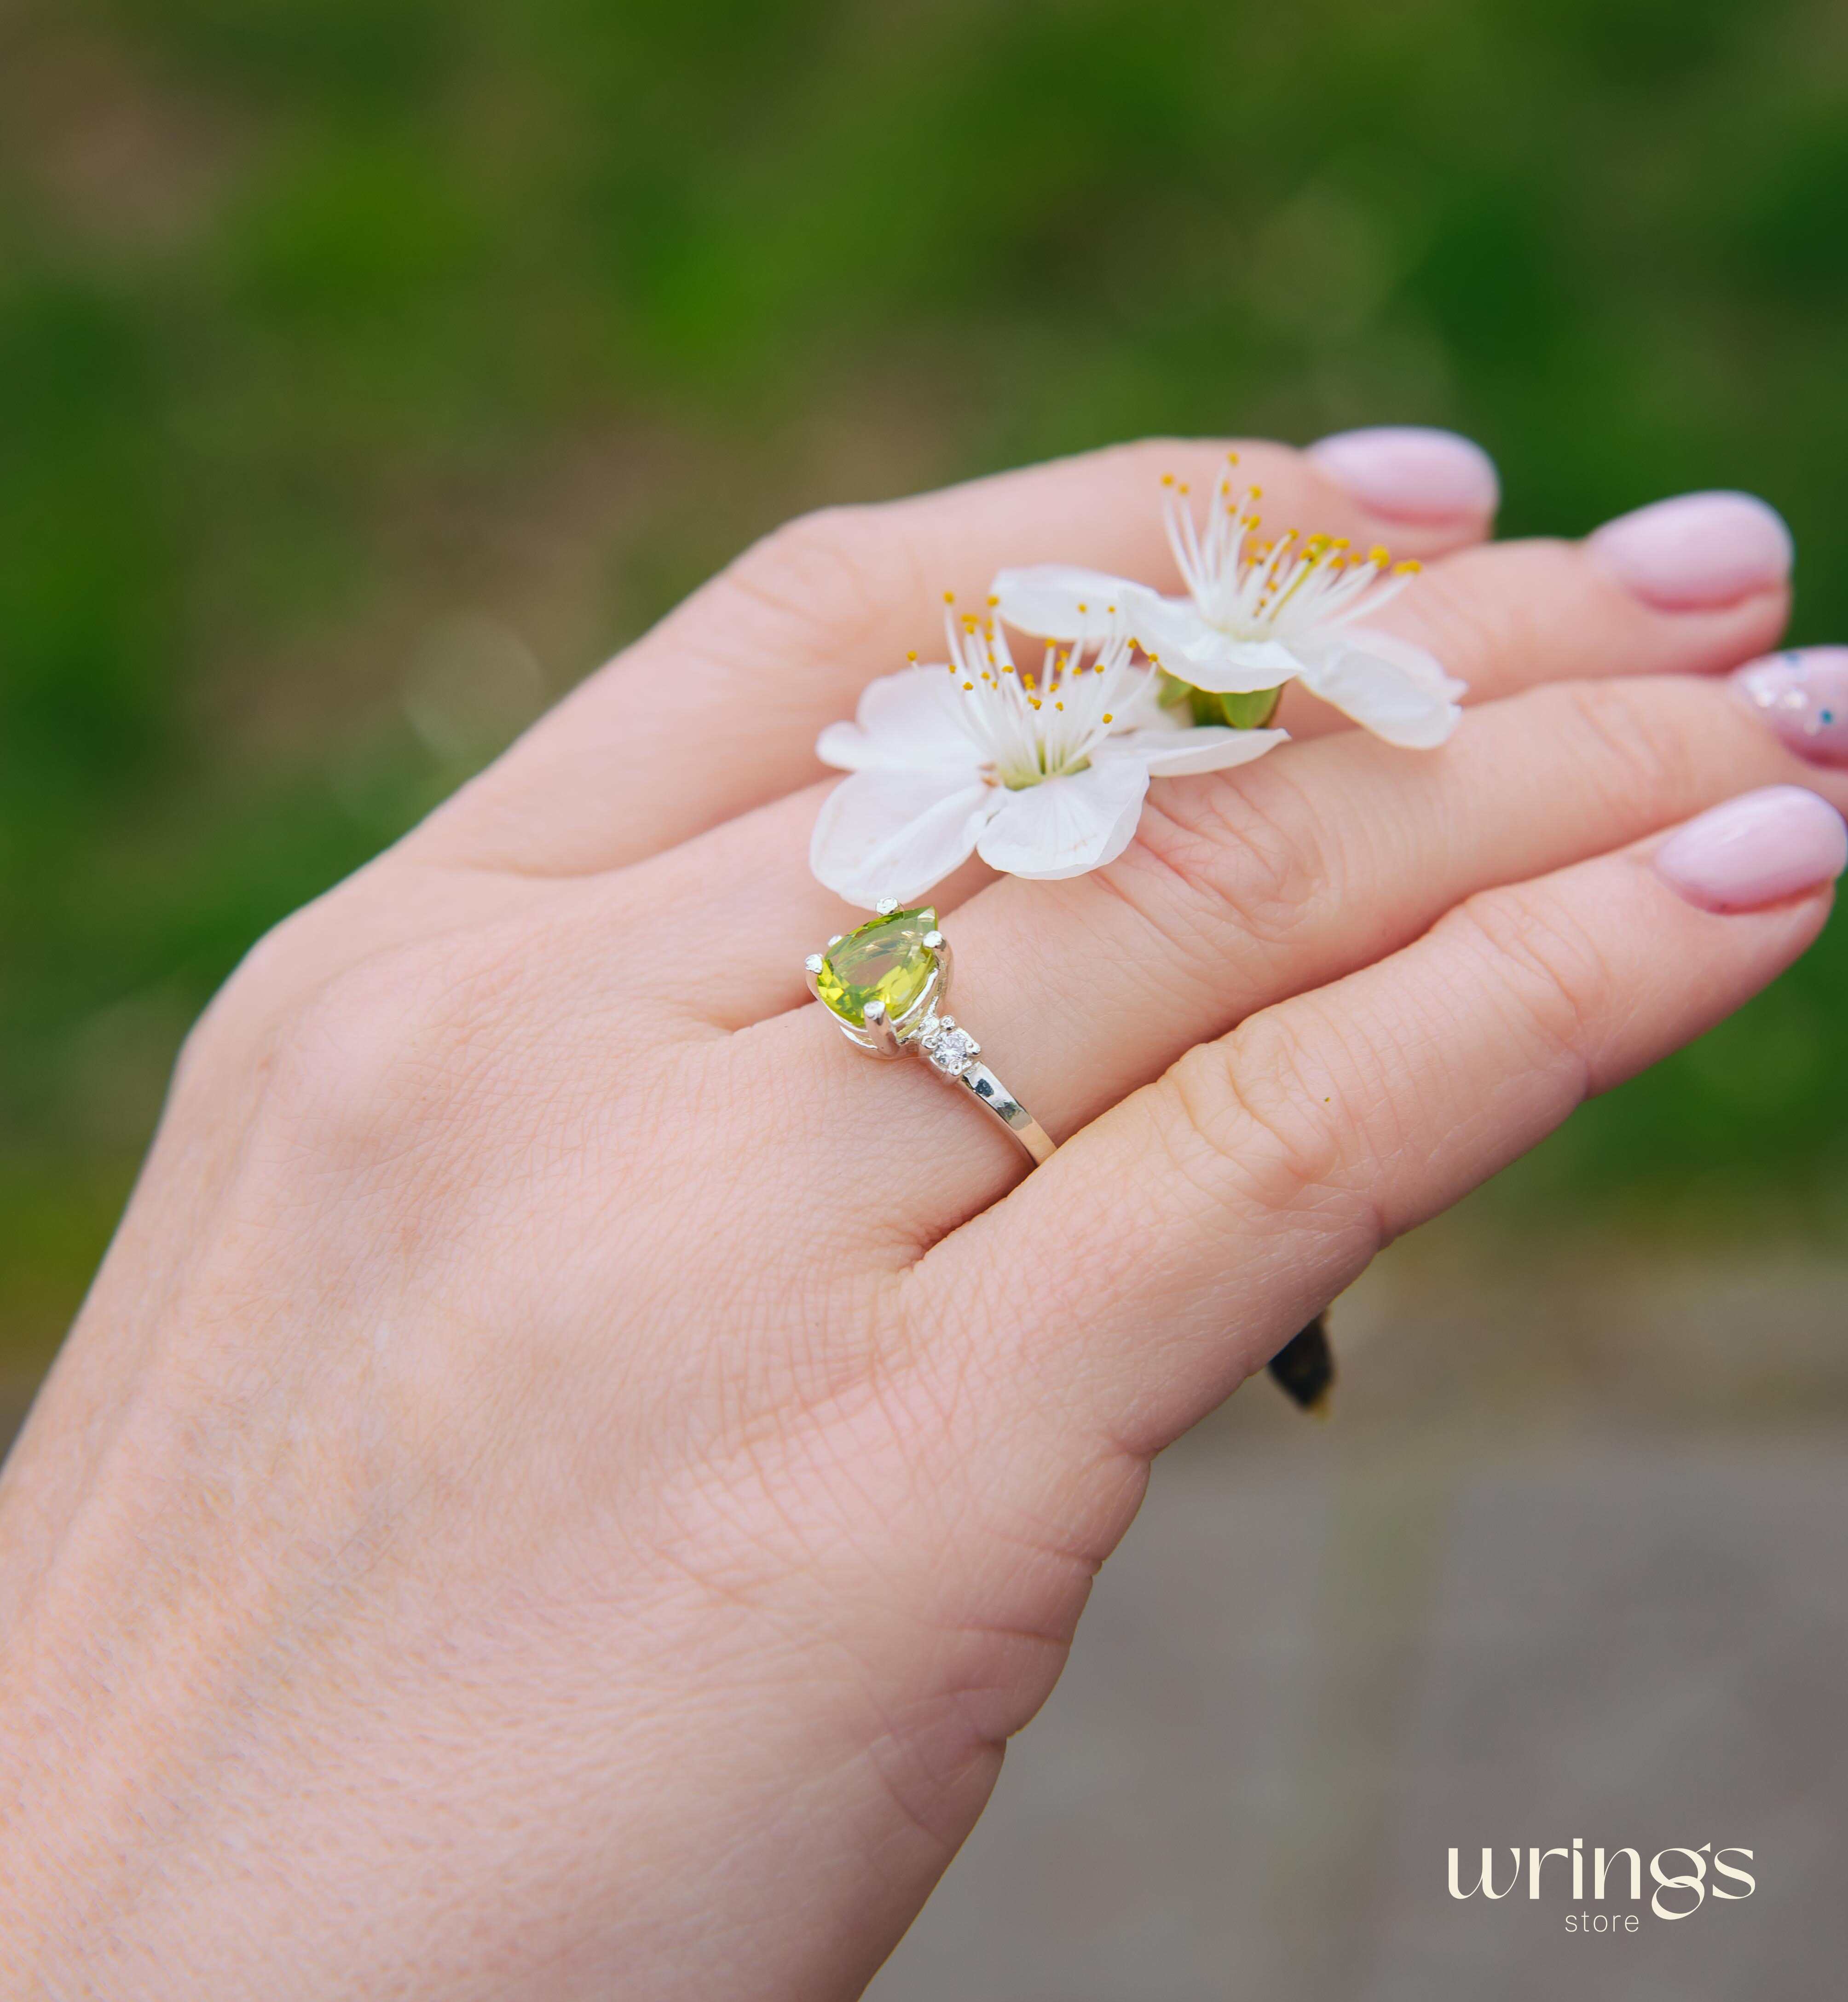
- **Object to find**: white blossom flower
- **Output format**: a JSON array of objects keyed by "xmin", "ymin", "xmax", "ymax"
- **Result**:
[
  {"xmin": 993, "ymin": 455, "xmax": 1467, "ymax": 748},
  {"xmin": 809, "ymin": 598, "xmax": 1287, "ymax": 907}
]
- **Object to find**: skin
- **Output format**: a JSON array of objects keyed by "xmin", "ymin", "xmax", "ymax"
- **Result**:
[{"xmin": 0, "ymin": 436, "xmax": 1836, "ymax": 1998}]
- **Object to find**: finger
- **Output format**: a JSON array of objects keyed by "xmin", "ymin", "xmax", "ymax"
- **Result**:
[
  {"xmin": 407, "ymin": 434, "xmax": 1496, "ymax": 876},
  {"xmin": 643, "ymin": 509, "xmax": 1801, "ymax": 1033},
  {"xmin": 621, "ymin": 490, "xmax": 1792, "ymax": 1031},
  {"xmin": 923, "ymin": 786, "xmax": 1847, "ymax": 1454},
  {"xmin": 718, "ymin": 672, "xmax": 1848, "ymax": 1230},
  {"xmin": 1272, "ymin": 488, "xmax": 1791, "ymax": 740}
]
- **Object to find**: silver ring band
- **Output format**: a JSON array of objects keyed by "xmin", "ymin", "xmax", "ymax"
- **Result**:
[
  {"xmin": 805, "ymin": 901, "xmax": 1057, "ymax": 1168},
  {"xmin": 951, "ymin": 1060, "xmax": 1056, "ymax": 1165}
]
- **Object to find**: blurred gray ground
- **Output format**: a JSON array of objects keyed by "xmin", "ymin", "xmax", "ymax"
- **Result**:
[
  {"xmin": 869, "ymin": 1228, "xmax": 1848, "ymax": 2002},
  {"xmin": 3, "ymin": 1228, "xmax": 1843, "ymax": 1999}
]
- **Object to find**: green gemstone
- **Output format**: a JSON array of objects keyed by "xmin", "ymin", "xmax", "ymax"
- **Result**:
[{"xmin": 816, "ymin": 906, "xmax": 938, "ymax": 1027}]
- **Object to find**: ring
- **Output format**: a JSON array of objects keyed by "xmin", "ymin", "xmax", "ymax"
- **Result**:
[{"xmin": 805, "ymin": 901, "xmax": 1057, "ymax": 1166}]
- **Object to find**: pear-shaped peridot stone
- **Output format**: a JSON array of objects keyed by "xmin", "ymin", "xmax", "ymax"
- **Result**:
[{"xmin": 816, "ymin": 906, "xmax": 938, "ymax": 1027}]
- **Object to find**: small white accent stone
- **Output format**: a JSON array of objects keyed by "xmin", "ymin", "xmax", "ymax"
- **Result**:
[{"xmin": 921, "ymin": 1025, "xmax": 979, "ymax": 1076}]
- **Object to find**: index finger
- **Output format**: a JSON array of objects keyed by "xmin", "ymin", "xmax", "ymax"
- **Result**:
[{"xmin": 409, "ymin": 432, "xmax": 1498, "ymax": 878}]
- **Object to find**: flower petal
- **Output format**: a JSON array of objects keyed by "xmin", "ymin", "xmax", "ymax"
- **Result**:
[
  {"xmin": 1117, "ymin": 724, "xmax": 1292, "ymax": 777},
  {"xmin": 809, "ymin": 768, "xmax": 998, "ymax": 906},
  {"xmin": 1119, "ymin": 592, "xmax": 1231, "ymax": 672},
  {"xmin": 1295, "ymin": 625, "xmax": 1467, "ymax": 748},
  {"xmin": 1110, "ymin": 665, "xmax": 1188, "ymax": 731},
  {"xmin": 815, "ymin": 664, "xmax": 981, "ymax": 772},
  {"xmin": 991, "ymin": 565, "xmax": 1172, "ymax": 644},
  {"xmin": 974, "ymin": 758, "xmax": 1150, "ymax": 880}
]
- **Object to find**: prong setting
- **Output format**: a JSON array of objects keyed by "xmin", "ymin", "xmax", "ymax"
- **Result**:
[
  {"xmin": 859, "ymin": 999, "xmax": 904, "ymax": 1059},
  {"xmin": 803, "ymin": 913, "xmax": 1053, "ymax": 1164},
  {"xmin": 807, "ymin": 906, "xmax": 951, "ymax": 1057}
]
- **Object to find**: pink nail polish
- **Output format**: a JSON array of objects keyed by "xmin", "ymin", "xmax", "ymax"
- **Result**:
[
  {"xmin": 1653, "ymin": 786, "xmax": 1847, "ymax": 913},
  {"xmin": 1588, "ymin": 491, "xmax": 1792, "ymax": 611},
  {"xmin": 1305, "ymin": 426, "xmax": 1500, "ymax": 523},
  {"xmin": 1734, "ymin": 648, "xmax": 1848, "ymax": 765}
]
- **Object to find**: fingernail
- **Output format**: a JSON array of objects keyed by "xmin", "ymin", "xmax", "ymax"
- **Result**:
[
  {"xmin": 1734, "ymin": 647, "xmax": 1848, "ymax": 766},
  {"xmin": 1653, "ymin": 785, "xmax": 1847, "ymax": 913},
  {"xmin": 1305, "ymin": 426, "xmax": 1500, "ymax": 524},
  {"xmin": 1588, "ymin": 491, "xmax": 1792, "ymax": 611}
]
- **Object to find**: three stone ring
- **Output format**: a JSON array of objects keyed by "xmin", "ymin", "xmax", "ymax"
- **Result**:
[{"xmin": 805, "ymin": 901, "xmax": 1057, "ymax": 1166}]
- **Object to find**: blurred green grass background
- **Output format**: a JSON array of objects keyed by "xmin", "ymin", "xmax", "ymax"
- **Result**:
[{"xmin": 4, "ymin": 0, "xmax": 1848, "ymax": 1371}]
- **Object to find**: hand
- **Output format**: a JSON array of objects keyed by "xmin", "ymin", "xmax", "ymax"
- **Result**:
[{"xmin": 0, "ymin": 437, "xmax": 1838, "ymax": 1998}]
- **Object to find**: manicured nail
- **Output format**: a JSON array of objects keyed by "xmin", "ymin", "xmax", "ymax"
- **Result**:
[
  {"xmin": 1734, "ymin": 648, "xmax": 1848, "ymax": 766},
  {"xmin": 1305, "ymin": 426, "xmax": 1500, "ymax": 524},
  {"xmin": 1653, "ymin": 785, "xmax": 1847, "ymax": 913},
  {"xmin": 1588, "ymin": 491, "xmax": 1792, "ymax": 611}
]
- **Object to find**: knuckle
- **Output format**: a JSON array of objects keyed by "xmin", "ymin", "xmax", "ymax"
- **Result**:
[
  {"xmin": 1158, "ymin": 1010, "xmax": 1352, "ymax": 1214},
  {"xmin": 1122, "ymin": 764, "xmax": 1331, "ymax": 960},
  {"xmin": 261, "ymin": 964, "xmax": 431, "ymax": 1151},
  {"xmin": 1438, "ymin": 883, "xmax": 1614, "ymax": 1074},
  {"xmin": 721, "ymin": 503, "xmax": 908, "ymax": 645},
  {"xmin": 173, "ymin": 898, "xmax": 349, "ymax": 1095},
  {"xmin": 1400, "ymin": 561, "xmax": 1535, "ymax": 685},
  {"xmin": 1545, "ymin": 675, "xmax": 1698, "ymax": 821},
  {"xmin": 259, "ymin": 931, "xmax": 531, "ymax": 1163}
]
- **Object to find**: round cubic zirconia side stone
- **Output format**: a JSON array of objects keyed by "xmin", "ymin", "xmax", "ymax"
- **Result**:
[{"xmin": 921, "ymin": 1025, "xmax": 977, "ymax": 1076}]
